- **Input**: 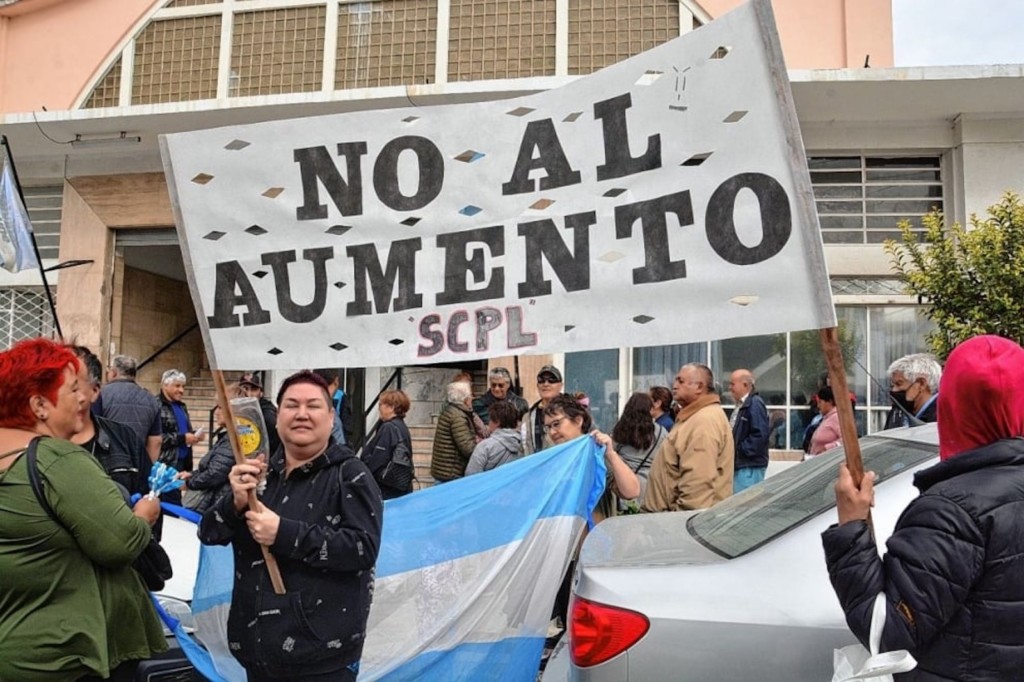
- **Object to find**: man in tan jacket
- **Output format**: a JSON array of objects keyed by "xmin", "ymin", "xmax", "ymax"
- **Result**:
[{"xmin": 643, "ymin": 363, "xmax": 734, "ymax": 512}]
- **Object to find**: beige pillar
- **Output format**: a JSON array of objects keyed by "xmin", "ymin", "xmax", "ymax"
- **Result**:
[{"xmin": 55, "ymin": 180, "xmax": 113, "ymax": 353}]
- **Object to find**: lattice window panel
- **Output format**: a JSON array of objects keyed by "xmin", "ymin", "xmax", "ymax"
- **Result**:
[
  {"xmin": 167, "ymin": 0, "xmax": 219, "ymax": 6},
  {"xmin": 569, "ymin": 0, "xmax": 679, "ymax": 75},
  {"xmin": 448, "ymin": 0, "xmax": 556, "ymax": 81},
  {"xmin": 133, "ymin": 16, "xmax": 220, "ymax": 104},
  {"xmin": 810, "ymin": 156, "xmax": 943, "ymax": 244},
  {"xmin": 831, "ymin": 279, "xmax": 907, "ymax": 296},
  {"xmin": 0, "ymin": 288, "xmax": 56, "ymax": 349},
  {"xmin": 336, "ymin": 0, "xmax": 437, "ymax": 89},
  {"xmin": 231, "ymin": 7, "xmax": 326, "ymax": 97},
  {"xmin": 83, "ymin": 57, "xmax": 122, "ymax": 109}
]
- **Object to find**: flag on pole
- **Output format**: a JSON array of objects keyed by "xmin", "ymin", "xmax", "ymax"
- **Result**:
[
  {"xmin": 190, "ymin": 435, "xmax": 606, "ymax": 681},
  {"xmin": 0, "ymin": 143, "xmax": 40, "ymax": 273}
]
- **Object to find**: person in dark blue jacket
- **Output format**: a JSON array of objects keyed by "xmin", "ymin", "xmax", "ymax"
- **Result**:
[
  {"xmin": 727, "ymin": 369, "xmax": 770, "ymax": 493},
  {"xmin": 823, "ymin": 335, "xmax": 1024, "ymax": 681}
]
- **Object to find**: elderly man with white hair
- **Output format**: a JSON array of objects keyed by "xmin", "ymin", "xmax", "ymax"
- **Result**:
[
  {"xmin": 430, "ymin": 381, "xmax": 479, "ymax": 483},
  {"xmin": 884, "ymin": 352, "xmax": 942, "ymax": 429},
  {"xmin": 156, "ymin": 369, "xmax": 206, "ymax": 481}
]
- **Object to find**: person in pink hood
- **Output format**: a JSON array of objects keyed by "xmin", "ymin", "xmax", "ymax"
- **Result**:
[{"xmin": 822, "ymin": 335, "xmax": 1024, "ymax": 680}]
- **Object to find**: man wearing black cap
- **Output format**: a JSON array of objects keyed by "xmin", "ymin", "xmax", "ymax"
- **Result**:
[
  {"xmin": 238, "ymin": 371, "xmax": 281, "ymax": 456},
  {"xmin": 524, "ymin": 365, "xmax": 563, "ymax": 455}
]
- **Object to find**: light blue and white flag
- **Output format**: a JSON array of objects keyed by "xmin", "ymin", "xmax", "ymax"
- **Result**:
[
  {"xmin": 190, "ymin": 435, "xmax": 606, "ymax": 681},
  {"xmin": 0, "ymin": 143, "xmax": 39, "ymax": 273}
]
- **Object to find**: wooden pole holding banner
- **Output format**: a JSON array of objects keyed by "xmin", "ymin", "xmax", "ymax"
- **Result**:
[
  {"xmin": 819, "ymin": 328, "xmax": 871, "ymax": 529},
  {"xmin": 212, "ymin": 369, "xmax": 287, "ymax": 594}
]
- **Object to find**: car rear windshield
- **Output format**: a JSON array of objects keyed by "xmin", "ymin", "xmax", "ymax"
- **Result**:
[{"xmin": 687, "ymin": 434, "xmax": 937, "ymax": 559}]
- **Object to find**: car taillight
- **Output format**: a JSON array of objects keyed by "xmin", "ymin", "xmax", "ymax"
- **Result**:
[{"xmin": 569, "ymin": 595, "xmax": 650, "ymax": 667}]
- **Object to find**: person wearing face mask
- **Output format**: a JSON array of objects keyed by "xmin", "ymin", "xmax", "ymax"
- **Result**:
[{"xmin": 883, "ymin": 353, "xmax": 941, "ymax": 430}]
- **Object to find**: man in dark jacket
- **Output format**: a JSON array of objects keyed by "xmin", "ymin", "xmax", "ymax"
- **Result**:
[
  {"xmin": 472, "ymin": 367, "xmax": 528, "ymax": 423},
  {"xmin": 100, "ymin": 354, "xmax": 162, "ymax": 464},
  {"xmin": 823, "ymin": 335, "xmax": 1024, "ymax": 681},
  {"xmin": 69, "ymin": 346, "xmax": 151, "ymax": 495},
  {"xmin": 728, "ymin": 369, "xmax": 770, "ymax": 493},
  {"xmin": 156, "ymin": 369, "xmax": 205, "ymax": 470},
  {"xmin": 883, "ymin": 353, "xmax": 941, "ymax": 430}
]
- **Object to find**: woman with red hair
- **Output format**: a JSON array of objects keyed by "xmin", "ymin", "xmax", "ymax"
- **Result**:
[
  {"xmin": 0, "ymin": 338, "xmax": 166, "ymax": 681},
  {"xmin": 823, "ymin": 335, "xmax": 1024, "ymax": 679}
]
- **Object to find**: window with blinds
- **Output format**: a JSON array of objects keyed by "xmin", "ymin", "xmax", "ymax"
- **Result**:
[{"xmin": 810, "ymin": 155, "xmax": 943, "ymax": 244}]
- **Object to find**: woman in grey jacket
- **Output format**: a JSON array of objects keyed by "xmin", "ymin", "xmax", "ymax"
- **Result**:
[{"xmin": 465, "ymin": 401, "xmax": 523, "ymax": 475}]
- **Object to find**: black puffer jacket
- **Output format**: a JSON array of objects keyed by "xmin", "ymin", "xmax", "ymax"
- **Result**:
[
  {"xmin": 199, "ymin": 442, "xmax": 383, "ymax": 677},
  {"xmin": 822, "ymin": 437, "xmax": 1024, "ymax": 681}
]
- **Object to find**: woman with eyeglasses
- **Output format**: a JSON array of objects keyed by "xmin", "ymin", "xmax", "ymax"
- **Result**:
[
  {"xmin": 541, "ymin": 393, "xmax": 640, "ymax": 522},
  {"xmin": 542, "ymin": 393, "xmax": 640, "ymax": 636}
]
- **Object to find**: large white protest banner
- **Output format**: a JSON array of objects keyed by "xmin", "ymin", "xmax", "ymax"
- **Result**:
[{"xmin": 161, "ymin": 0, "xmax": 833, "ymax": 370}]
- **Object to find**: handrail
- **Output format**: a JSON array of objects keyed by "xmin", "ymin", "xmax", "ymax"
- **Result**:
[
  {"xmin": 353, "ymin": 367, "xmax": 403, "ymax": 452},
  {"xmin": 137, "ymin": 322, "xmax": 199, "ymax": 372}
]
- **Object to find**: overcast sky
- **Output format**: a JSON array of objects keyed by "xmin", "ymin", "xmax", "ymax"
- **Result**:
[{"xmin": 893, "ymin": 0, "xmax": 1024, "ymax": 66}]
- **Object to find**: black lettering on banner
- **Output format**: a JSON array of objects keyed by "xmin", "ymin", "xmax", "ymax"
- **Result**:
[
  {"xmin": 436, "ymin": 226, "xmax": 505, "ymax": 306},
  {"xmin": 594, "ymin": 93, "xmax": 662, "ymax": 181},
  {"xmin": 475, "ymin": 307, "xmax": 502, "ymax": 351},
  {"xmin": 294, "ymin": 143, "xmax": 368, "ymax": 220},
  {"xmin": 506, "ymin": 307, "xmax": 538, "ymax": 349},
  {"xmin": 517, "ymin": 211, "xmax": 597, "ymax": 298},
  {"xmin": 447, "ymin": 310, "xmax": 470, "ymax": 353},
  {"xmin": 346, "ymin": 238, "xmax": 423, "ymax": 316},
  {"xmin": 501, "ymin": 119, "xmax": 582, "ymax": 195},
  {"xmin": 418, "ymin": 314, "xmax": 444, "ymax": 357},
  {"xmin": 373, "ymin": 136, "xmax": 444, "ymax": 211},
  {"xmin": 614, "ymin": 190, "xmax": 693, "ymax": 284},
  {"xmin": 706, "ymin": 173, "xmax": 792, "ymax": 265},
  {"xmin": 260, "ymin": 248, "xmax": 333, "ymax": 323},
  {"xmin": 206, "ymin": 260, "xmax": 272, "ymax": 329}
]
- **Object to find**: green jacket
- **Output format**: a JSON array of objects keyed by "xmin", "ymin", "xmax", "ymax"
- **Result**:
[
  {"xmin": 0, "ymin": 437, "xmax": 166, "ymax": 681},
  {"xmin": 430, "ymin": 402, "xmax": 478, "ymax": 482}
]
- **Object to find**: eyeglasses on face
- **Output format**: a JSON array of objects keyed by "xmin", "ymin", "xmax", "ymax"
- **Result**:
[
  {"xmin": 537, "ymin": 377, "xmax": 561, "ymax": 385},
  {"xmin": 543, "ymin": 418, "xmax": 564, "ymax": 432}
]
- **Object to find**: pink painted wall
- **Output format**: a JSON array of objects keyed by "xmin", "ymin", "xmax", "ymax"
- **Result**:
[
  {"xmin": 699, "ymin": 0, "xmax": 893, "ymax": 69},
  {"xmin": 0, "ymin": 0, "xmax": 157, "ymax": 113}
]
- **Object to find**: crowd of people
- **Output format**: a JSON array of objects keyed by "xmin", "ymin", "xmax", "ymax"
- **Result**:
[{"xmin": 2, "ymin": 332, "xmax": 1022, "ymax": 680}]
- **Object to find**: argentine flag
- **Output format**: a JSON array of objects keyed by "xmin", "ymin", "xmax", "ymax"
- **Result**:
[{"xmin": 190, "ymin": 435, "xmax": 607, "ymax": 681}]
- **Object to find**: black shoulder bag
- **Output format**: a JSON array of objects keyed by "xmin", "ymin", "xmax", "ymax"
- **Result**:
[
  {"xmin": 26, "ymin": 436, "xmax": 173, "ymax": 592},
  {"xmin": 378, "ymin": 439, "xmax": 415, "ymax": 492}
]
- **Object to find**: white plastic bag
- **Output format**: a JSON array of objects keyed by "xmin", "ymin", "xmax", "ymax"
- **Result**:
[{"xmin": 832, "ymin": 593, "xmax": 917, "ymax": 681}]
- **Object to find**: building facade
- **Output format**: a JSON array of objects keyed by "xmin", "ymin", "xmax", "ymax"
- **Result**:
[{"xmin": 1, "ymin": 0, "xmax": 1022, "ymax": 446}]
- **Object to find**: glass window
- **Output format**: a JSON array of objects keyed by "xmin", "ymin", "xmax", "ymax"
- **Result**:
[
  {"xmin": 787, "ymin": 308, "xmax": 868, "ymax": 436},
  {"xmin": 632, "ymin": 343, "xmax": 706, "ymax": 394},
  {"xmin": 565, "ymin": 349, "xmax": 620, "ymax": 432},
  {"xmin": 789, "ymin": 309, "xmax": 866, "ymax": 405},
  {"xmin": 688, "ymin": 430, "xmax": 938, "ymax": 559},
  {"xmin": 709, "ymin": 334, "xmax": 786, "ymax": 407},
  {"xmin": 868, "ymin": 307, "xmax": 937, "ymax": 408}
]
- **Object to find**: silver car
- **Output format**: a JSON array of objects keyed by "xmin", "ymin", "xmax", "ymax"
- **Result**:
[{"xmin": 544, "ymin": 423, "xmax": 939, "ymax": 681}]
